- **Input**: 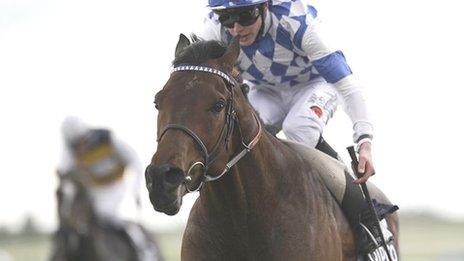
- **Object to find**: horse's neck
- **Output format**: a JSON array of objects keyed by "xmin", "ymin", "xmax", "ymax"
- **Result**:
[{"xmin": 200, "ymin": 134, "xmax": 321, "ymax": 222}]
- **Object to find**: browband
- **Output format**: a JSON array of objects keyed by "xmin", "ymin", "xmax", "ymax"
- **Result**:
[{"xmin": 172, "ymin": 65, "xmax": 234, "ymax": 86}]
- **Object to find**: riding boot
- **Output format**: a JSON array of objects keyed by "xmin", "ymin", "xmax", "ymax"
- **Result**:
[
  {"xmin": 315, "ymin": 136, "xmax": 339, "ymax": 160},
  {"xmin": 339, "ymin": 170, "xmax": 381, "ymax": 255},
  {"xmin": 359, "ymin": 199, "xmax": 399, "ymax": 254},
  {"xmin": 315, "ymin": 136, "xmax": 398, "ymax": 255},
  {"xmin": 341, "ymin": 169, "xmax": 400, "ymax": 256},
  {"xmin": 357, "ymin": 210, "xmax": 384, "ymax": 254}
]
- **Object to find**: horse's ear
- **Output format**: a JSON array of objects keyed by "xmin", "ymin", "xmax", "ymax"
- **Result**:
[
  {"xmin": 175, "ymin": 34, "xmax": 191, "ymax": 58},
  {"xmin": 217, "ymin": 36, "xmax": 240, "ymax": 73}
]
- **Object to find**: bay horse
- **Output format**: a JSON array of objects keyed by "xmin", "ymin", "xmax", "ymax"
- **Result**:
[
  {"xmin": 145, "ymin": 34, "xmax": 399, "ymax": 260},
  {"xmin": 51, "ymin": 172, "xmax": 163, "ymax": 261}
]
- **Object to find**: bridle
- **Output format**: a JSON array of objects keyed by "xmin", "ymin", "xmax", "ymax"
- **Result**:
[{"xmin": 157, "ymin": 65, "xmax": 263, "ymax": 192}]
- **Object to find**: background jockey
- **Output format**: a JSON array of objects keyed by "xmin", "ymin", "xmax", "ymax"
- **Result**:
[
  {"xmin": 57, "ymin": 116, "xmax": 155, "ymax": 258},
  {"xmin": 195, "ymin": 0, "xmax": 393, "ymax": 256},
  {"xmin": 58, "ymin": 116, "xmax": 143, "ymax": 220}
]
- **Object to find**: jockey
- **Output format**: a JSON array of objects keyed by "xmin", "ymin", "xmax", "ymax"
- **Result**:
[
  {"xmin": 57, "ymin": 116, "xmax": 156, "ymax": 260},
  {"xmin": 197, "ymin": 0, "xmax": 393, "ymax": 257}
]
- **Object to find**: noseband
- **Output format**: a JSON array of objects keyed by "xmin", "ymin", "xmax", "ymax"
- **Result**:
[{"xmin": 157, "ymin": 65, "xmax": 262, "ymax": 192}]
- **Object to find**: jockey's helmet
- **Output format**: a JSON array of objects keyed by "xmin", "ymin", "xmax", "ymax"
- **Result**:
[
  {"xmin": 61, "ymin": 116, "xmax": 89, "ymax": 145},
  {"xmin": 208, "ymin": 0, "xmax": 268, "ymax": 10}
]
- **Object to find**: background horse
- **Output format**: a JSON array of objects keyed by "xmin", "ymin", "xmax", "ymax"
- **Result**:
[
  {"xmin": 50, "ymin": 172, "xmax": 163, "ymax": 261},
  {"xmin": 145, "ymin": 35, "xmax": 399, "ymax": 260}
]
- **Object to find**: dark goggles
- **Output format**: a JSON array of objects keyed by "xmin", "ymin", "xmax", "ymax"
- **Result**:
[{"xmin": 215, "ymin": 6, "xmax": 261, "ymax": 28}]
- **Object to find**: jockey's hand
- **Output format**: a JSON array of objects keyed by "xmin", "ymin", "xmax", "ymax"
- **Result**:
[{"xmin": 353, "ymin": 142, "xmax": 375, "ymax": 184}]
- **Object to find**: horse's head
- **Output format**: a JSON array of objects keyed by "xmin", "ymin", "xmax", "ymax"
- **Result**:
[
  {"xmin": 145, "ymin": 34, "xmax": 261, "ymax": 215},
  {"xmin": 56, "ymin": 172, "xmax": 95, "ymax": 235}
]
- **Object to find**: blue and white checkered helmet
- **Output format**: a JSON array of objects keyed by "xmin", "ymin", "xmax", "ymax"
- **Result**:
[{"xmin": 208, "ymin": 0, "xmax": 268, "ymax": 10}]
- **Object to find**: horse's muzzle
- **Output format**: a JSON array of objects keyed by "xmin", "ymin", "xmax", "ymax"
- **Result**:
[{"xmin": 145, "ymin": 164, "xmax": 186, "ymax": 215}]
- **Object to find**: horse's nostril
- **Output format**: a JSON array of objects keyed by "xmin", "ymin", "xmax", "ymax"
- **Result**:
[
  {"xmin": 164, "ymin": 167, "xmax": 185, "ymax": 186},
  {"xmin": 146, "ymin": 164, "xmax": 185, "ymax": 188}
]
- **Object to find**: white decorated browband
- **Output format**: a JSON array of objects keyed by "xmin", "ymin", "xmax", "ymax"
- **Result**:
[{"xmin": 172, "ymin": 65, "xmax": 235, "ymax": 86}]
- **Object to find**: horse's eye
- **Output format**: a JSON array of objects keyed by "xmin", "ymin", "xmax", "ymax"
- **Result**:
[{"xmin": 211, "ymin": 100, "xmax": 226, "ymax": 112}]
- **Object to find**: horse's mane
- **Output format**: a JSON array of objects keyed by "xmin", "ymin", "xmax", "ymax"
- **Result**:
[{"xmin": 173, "ymin": 35, "xmax": 227, "ymax": 67}]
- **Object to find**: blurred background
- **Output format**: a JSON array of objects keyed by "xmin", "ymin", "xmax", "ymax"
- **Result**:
[{"xmin": 1, "ymin": 0, "xmax": 463, "ymax": 260}]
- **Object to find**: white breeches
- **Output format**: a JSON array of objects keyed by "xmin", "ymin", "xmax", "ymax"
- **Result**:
[
  {"xmin": 248, "ymin": 77, "xmax": 339, "ymax": 147},
  {"xmin": 88, "ymin": 179, "xmax": 128, "ymax": 221}
]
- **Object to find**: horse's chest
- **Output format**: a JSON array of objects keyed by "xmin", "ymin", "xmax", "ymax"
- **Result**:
[{"xmin": 185, "ymin": 220, "xmax": 316, "ymax": 260}]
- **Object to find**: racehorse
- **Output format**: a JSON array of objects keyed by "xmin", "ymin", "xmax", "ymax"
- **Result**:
[
  {"xmin": 50, "ymin": 172, "xmax": 163, "ymax": 261},
  {"xmin": 145, "ymin": 35, "xmax": 399, "ymax": 260}
]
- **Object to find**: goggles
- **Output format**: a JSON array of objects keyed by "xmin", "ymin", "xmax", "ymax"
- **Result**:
[{"xmin": 215, "ymin": 6, "xmax": 261, "ymax": 28}]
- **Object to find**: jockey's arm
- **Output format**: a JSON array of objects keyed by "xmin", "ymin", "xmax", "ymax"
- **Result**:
[{"xmin": 300, "ymin": 15, "xmax": 375, "ymax": 181}]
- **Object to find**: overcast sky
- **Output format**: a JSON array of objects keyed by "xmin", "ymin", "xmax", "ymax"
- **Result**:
[{"xmin": 1, "ymin": 0, "xmax": 463, "ymax": 232}]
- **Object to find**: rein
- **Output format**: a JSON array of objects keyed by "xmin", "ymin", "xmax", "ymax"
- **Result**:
[{"xmin": 157, "ymin": 65, "xmax": 263, "ymax": 192}]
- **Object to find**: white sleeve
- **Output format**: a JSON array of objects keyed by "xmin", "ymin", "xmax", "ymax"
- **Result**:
[
  {"xmin": 300, "ymin": 16, "xmax": 374, "ymax": 146},
  {"xmin": 332, "ymin": 75, "xmax": 374, "ymax": 146}
]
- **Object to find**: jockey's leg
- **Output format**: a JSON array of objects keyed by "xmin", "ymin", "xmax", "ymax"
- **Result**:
[
  {"xmin": 282, "ymin": 80, "xmax": 365, "ymax": 224},
  {"xmin": 248, "ymin": 85, "xmax": 286, "ymax": 135},
  {"xmin": 281, "ymin": 77, "xmax": 338, "ymax": 147},
  {"xmin": 315, "ymin": 136, "xmax": 339, "ymax": 160},
  {"xmin": 281, "ymin": 79, "xmax": 396, "ymax": 256},
  {"xmin": 282, "ymin": 80, "xmax": 367, "ymax": 220}
]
